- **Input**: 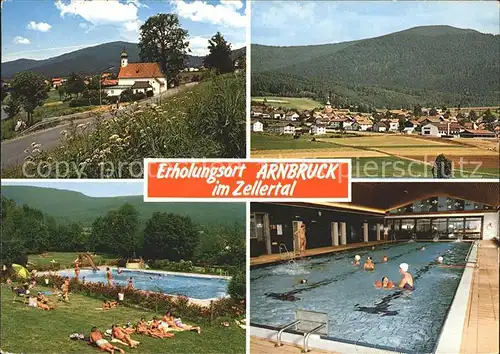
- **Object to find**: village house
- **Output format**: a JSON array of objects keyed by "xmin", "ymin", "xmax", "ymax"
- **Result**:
[
  {"xmin": 273, "ymin": 109, "xmax": 285, "ymax": 119},
  {"xmin": 252, "ymin": 120, "xmax": 263, "ymax": 133},
  {"xmin": 417, "ymin": 116, "xmax": 443, "ymax": 125},
  {"xmin": 403, "ymin": 120, "xmax": 420, "ymax": 134},
  {"xmin": 373, "ymin": 121, "xmax": 389, "ymax": 132},
  {"xmin": 460, "ymin": 129, "xmax": 496, "ymax": 139},
  {"xmin": 103, "ymin": 50, "xmax": 167, "ymax": 97},
  {"xmin": 421, "ymin": 122, "xmax": 461, "ymax": 137},
  {"xmin": 251, "ymin": 106, "xmax": 264, "ymax": 117},
  {"xmin": 355, "ymin": 117, "xmax": 373, "ymax": 131},
  {"xmin": 51, "ymin": 77, "xmax": 66, "ymax": 88},
  {"xmin": 311, "ymin": 124, "xmax": 327, "ymax": 135},
  {"xmin": 329, "ymin": 118, "xmax": 348, "ymax": 129},
  {"xmin": 271, "ymin": 123, "xmax": 296, "ymax": 134},
  {"xmin": 388, "ymin": 119, "xmax": 400, "ymax": 132},
  {"xmin": 284, "ymin": 112, "xmax": 300, "ymax": 121}
]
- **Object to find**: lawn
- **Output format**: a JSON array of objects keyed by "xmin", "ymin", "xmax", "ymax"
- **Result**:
[
  {"xmin": 28, "ymin": 252, "xmax": 117, "ymax": 268},
  {"xmin": 0, "ymin": 284, "xmax": 245, "ymax": 354},
  {"xmin": 252, "ymin": 96, "xmax": 322, "ymax": 110},
  {"xmin": 251, "ymin": 133, "xmax": 334, "ymax": 150}
]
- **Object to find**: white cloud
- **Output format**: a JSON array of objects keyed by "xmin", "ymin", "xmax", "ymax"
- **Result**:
[
  {"xmin": 13, "ymin": 36, "xmax": 31, "ymax": 44},
  {"xmin": 27, "ymin": 21, "xmax": 52, "ymax": 32},
  {"xmin": 55, "ymin": 0, "xmax": 141, "ymax": 30},
  {"xmin": 171, "ymin": 0, "xmax": 246, "ymax": 28},
  {"xmin": 79, "ymin": 22, "xmax": 89, "ymax": 29}
]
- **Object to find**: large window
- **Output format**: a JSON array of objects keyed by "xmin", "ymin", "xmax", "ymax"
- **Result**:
[
  {"xmin": 416, "ymin": 219, "xmax": 432, "ymax": 238},
  {"xmin": 447, "ymin": 218, "xmax": 464, "ymax": 239},
  {"xmin": 464, "ymin": 217, "xmax": 482, "ymax": 239},
  {"xmin": 432, "ymin": 218, "xmax": 447, "ymax": 239}
]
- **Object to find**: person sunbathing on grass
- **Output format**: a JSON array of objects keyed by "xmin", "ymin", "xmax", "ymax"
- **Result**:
[
  {"xmin": 89, "ymin": 327, "xmax": 125, "ymax": 354},
  {"xmin": 112, "ymin": 324, "xmax": 138, "ymax": 348},
  {"xmin": 37, "ymin": 292, "xmax": 56, "ymax": 310},
  {"xmin": 148, "ymin": 317, "xmax": 174, "ymax": 338},
  {"xmin": 163, "ymin": 311, "xmax": 201, "ymax": 334},
  {"xmin": 134, "ymin": 318, "xmax": 163, "ymax": 339},
  {"xmin": 103, "ymin": 301, "xmax": 118, "ymax": 310}
]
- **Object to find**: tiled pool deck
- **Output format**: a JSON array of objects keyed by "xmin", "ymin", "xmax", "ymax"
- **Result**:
[
  {"xmin": 250, "ymin": 240, "xmax": 394, "ymax": 266},
  {"xmin": 251, "ymin": 336, "xmax": 336, "ymax": 354},
  {"xmin": 459, "ymin": 240, "xmax": 499, "ymax": 354}
]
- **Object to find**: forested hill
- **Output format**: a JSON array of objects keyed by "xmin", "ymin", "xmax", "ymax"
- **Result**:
[
  {"xmin": 251, "ymin": 26, "xmax": 500, "ymax": 108},
  {"xmin": 1, "ymin": 186, "xmax": 245, "ymax": 226}
]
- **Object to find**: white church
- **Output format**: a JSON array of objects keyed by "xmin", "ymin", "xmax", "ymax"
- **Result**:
[{"xmin": 103, "ymin": 50, "xmax": 167, "ymax": 97}]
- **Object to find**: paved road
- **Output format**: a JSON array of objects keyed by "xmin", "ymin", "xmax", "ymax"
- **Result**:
[{"xmin": 1, "ymin": 84, "xmax": 196, "ymax": 171}]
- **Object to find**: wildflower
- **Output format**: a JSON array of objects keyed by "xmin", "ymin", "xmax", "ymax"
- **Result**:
[{"xmin": 109, "ymin": 134, "xmax": 119, "ymax": 140}]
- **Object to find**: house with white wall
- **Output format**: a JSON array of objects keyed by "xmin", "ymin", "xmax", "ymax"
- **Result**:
[
  {"xmin": 103, "ymin": 50, "xmax": 167, "ymax": 97},
  {"xmin": 252, "ymin": 120, "xmax": 263, "ymax": 132},
  {"xmin": 311, "ymin": 124, "xmax": 327, "ymax": 135}
]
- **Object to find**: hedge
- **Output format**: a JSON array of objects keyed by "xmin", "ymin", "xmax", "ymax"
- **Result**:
[{"xmin": 35, "ymin": 275, "xmax": 244, "ymax": 322}]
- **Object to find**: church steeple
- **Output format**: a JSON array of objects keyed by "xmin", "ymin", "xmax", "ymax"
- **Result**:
[
  {"xmin": 120, "ymin": 48, "xmax": 128, "ymax": 67},
  {"xmin": 326, "ymin": 94, "xmax": 331, "ymax": 107}
]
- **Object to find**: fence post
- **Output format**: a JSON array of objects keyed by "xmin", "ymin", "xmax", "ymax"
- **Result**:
[{"xmin": 210, "ymin": 300, "xmax": 214, "ymax": 325}]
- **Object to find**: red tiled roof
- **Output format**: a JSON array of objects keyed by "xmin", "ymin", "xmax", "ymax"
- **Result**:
[
  {"xmin": 118, "ymin": 63, "xmax": 163, "ymax": 79},
  {"xmin": 101, "ymin": 79, "xmax": 118, "ymax": 87}
]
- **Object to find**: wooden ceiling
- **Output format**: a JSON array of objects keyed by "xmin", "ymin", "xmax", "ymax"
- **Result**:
[{"xmin": 346, "ymin": 182, "xmax": 500, "ymax": 211}]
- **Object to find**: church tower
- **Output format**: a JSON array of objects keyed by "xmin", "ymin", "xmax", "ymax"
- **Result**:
[{"xmin": 120, "ymin": 48, "xmax": 128, "ymax": 68}]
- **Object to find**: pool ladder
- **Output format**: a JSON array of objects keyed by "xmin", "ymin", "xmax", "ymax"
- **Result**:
[{"xmin": 279, "ymin": 243, "xmax": 296, "ymax": 263}]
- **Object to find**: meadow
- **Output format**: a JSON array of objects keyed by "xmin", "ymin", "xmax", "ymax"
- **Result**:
[
  {"xmin": 251, "ymin": 133, "xmax": 499, "ymax": 178},
  {"xmin": 252, "ymin": 96, "xmax": 322, "ymax": 110},
  {"xmin": 1, "ymin": 284, "xmax": 245, "ymax": 354}
]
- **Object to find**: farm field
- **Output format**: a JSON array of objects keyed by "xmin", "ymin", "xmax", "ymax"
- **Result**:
[
  {"xmin": 251, "ymin": 133, "xmax": 499, "ymax": 178},
  {"xmin": 252, "ymin": 96, "xmax": 322, "ymax": 110}
]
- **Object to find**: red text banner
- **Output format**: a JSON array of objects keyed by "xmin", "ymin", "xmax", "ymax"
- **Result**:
[{"xmin": 144, "ymin": 159, "xmax": 351, "ymax": 202}]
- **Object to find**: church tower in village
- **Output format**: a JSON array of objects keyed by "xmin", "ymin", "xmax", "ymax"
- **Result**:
[{"xmin": 120, "ymin": 48, "xmax": 128, "ymax": 68}]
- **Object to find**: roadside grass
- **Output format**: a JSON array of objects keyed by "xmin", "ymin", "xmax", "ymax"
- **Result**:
[
  {"xmin": 6, "ymin": 73, "xmax": 245, "ymax": 178},
  {"xmin": 252, "ymin": 96, "xmax": 322, "ymax": 110},
  {"xmin": 33, "ymin": 102, "xmax": 96, "ymax": 121},
  {"xmin": 28, "ymin": 252, "xmax": 116, "ymax": 268},
  {"xmin": 0, "ymin": 284, "xmax": 245, "ymax": 354}
]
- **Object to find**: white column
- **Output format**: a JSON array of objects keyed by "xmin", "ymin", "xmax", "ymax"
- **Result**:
[
  {"xmin": 340, "ymin": 222, "xmax": 347, "ymax": 245},
  {"xmin": 331, "ymin": 222, "xmax": 339, "ymax": 246},
  {"xmin": 376, "ymin": 224, "xmax": 382, "ymax": 241},
  {"xmin": 363, "ymin": 222, "xmax": 369, "ymax": 242}
]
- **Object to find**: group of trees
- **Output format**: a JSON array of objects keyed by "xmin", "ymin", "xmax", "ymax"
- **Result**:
[{"xmin": 1, "ymin": 196, "xmax": 245, "ymax": 269}]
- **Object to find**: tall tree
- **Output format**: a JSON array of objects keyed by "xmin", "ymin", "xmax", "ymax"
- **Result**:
[
  {"xmin": 10, "ymin": 71, "xmax": 48, "ymax": 125},
  {"xmin": 143, "ymin": 212, "xmax": 199, "ymax": 261},
  {"xmin": 4, "ymin": 95, "xmax": 21, "ymax": 120},
  {"xmin": 65, "ymin": 73, "xmax": 85, "ymax": 98},
  {"xmin": 138, "ymin": 14, "xmax": 190, "ymax": 86},
  {"xmin": 204, "ymin": 32, "xmax": 233, "ymax": 74},
  {"xmin": 57, "ymin": 84, "xmax": 66, "ymax": 100}
]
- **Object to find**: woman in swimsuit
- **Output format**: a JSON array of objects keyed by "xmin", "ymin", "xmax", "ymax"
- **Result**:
[
  {"xmin": 363, "ymin": 257, "xmax": 375, "ymax": 271},
  {"xmin": 398, "ymin": 263, "xmax": 414, "ymax": 290},
  {"xmin": 163, "ymin": 311, "xmax": 201, "ymax": 334}
]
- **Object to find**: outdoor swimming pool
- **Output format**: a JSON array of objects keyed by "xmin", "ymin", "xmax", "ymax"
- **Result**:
[
  {"xmin": 250, "ymin": 241, "xmax": 471, "ymax": 353},
  {"xmin": 59, "ymin": 269, "xmax": 228, "ymax": 300}
]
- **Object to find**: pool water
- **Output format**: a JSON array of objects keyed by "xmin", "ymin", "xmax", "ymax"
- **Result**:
[
  {"xmin": 59, "ymin": 269, "xmax": 228, "ymax": 300},
  {"xmin": 250, "ymin": 241, "xmax": 471, "ymax": 353}
]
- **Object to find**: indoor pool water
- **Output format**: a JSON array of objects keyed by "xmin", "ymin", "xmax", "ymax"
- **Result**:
[
  {"xmin": 250, "ymin": 242, "xmax": 471, "ymax": 353},
  {"xmin": 59, "ymin": 269, "xmax": 228, "ymax": 300}
]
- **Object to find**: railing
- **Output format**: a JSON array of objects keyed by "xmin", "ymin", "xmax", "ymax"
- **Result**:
[{"xmin": 279, "ymin": 243, "xmax": 295, "ymax": 263}]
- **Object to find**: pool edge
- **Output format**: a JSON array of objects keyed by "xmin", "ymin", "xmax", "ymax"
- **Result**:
[{"xmin": 434, "ymin": 241, "xmax": 478, "ymax": 354}]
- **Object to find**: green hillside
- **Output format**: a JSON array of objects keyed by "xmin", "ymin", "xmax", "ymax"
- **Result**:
[
  {"xmin": 251, "ymin": 26, "xmax": 500, "ymax": 108},
  {"xmin": 1, "ymin": 186, "xmax": 245, "ymax": 226}
]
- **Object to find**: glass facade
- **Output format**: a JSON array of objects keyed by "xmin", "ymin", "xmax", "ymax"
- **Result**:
[{"xmin": 389, "ymin": 197, "xmax": 494, "ymax": 214}]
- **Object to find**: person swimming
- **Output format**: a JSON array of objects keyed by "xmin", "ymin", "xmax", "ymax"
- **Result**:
[
  {"xmin": 353, "ymin": 255, "xmax": 361, "ymax": 266},
  {"xmin": 300, "ymin": 279, "xmax": 307, "ymax": 284},
  {"xmin": 398, "ymin": 263, "xmax": 414, "ymax": 290},
  {"xmin": 371, "ymin": 246, "xmax": 375, "ymax": 251},
  {"xmin": 420, "ymin": 246, "xmax": 426, "ymax": 251},
  {"xmin": 382, "ymin": 255, "xmax": 388, "ymax": 263},
  {"xmin": 437, "ymin": 256, "xmax": 443, "ymax": 263},
  {"xmin": 375, "ymin": 276, "xmax": 395, "ymax": 289},
  {"xmin": 363, "ymin": 257, "xmax": 375, "ymax": 271}
]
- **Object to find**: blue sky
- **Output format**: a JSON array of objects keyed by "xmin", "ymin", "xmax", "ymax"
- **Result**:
[
  {"xmin": 2, "ymin": 0, "xmax": 246, "ymax": 62},
  {"xmin": 252, "ymin": 1, "xmax": 500, "ymax": 45},
  {"xmin": 1, "ymin": 180, "xmax": 143, "ymax": 197}
]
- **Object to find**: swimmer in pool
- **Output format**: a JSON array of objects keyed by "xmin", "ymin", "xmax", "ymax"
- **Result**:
[
  {"xmin": 352, "ymin": 255, "xmax": 361, "ymax": 266},
  {"xmin": 300, "ymin": 279, "xmax": 307, "ymax": 284},
  {"xmin": 363, "ymin": 257, "xmax": 375, "ymax": 271},
  {"xmin": 437, "ymin": 256, "xmax": 443, "ymax": 264},
  {"xmin": 371, "ymin": 246, "xmax": 375, "ymax": 251},
  {"xmin": 435, "ymin": 256, "xmax": 466, "ymax": 268},
  {"xmin": 375, "ymin": 276, "xmax": 395, "ymax": 289},
  {"xmin": 398, "ymin": 263, "xmax": 414, "ymax": 290},
  {"xmin": 420, "ymin": 246, "xmax": 426, "ymax": 251},
  {"xmin": 382, "ymin": 256, "xmax": 388, "ymax": 263}
]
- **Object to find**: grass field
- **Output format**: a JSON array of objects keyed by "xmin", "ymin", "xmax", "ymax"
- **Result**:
[
  {"xmin": 251, "ymin": 133, "xmax": 499, "ymax": 178},
  {"xmin": 1, "ymin": 284, "xmax": 245, "ymax": 354},
  {"xmin": 28, "ymin": 252, "xmax": 117, "ymax": 268},
  {"xmin": 252, "ymin": 96, "xmax": 322, "ymax": 110}
]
